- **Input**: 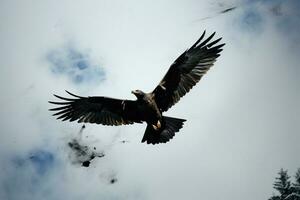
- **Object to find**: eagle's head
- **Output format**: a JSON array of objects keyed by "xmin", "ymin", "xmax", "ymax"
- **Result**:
[{"xmin": 131, "ymin": 90, "xmax": 145, "ymax": 99}]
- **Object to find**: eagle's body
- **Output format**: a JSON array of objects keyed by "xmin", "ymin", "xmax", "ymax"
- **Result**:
[
  {"xmin": 49, "ymin": 31, "xmax": 225, "ymax": 144},
  {"xmin": 133, "ymin": 91, "xmax": 162, "ymax": 125}
]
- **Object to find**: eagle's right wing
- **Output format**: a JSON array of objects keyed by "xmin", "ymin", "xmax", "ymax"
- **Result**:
[
  {"xmin": 49, "ymin": 91, "xmax": 142, "ymax": 125},
  {"xmin": 152, "ymin": 31, "xmax": 224, "ymax": 112}
]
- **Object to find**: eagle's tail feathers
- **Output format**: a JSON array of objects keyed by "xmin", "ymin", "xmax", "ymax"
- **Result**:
[{"xmin": 141, "ymin": 116, "xmax": 186, "ymax": 145}]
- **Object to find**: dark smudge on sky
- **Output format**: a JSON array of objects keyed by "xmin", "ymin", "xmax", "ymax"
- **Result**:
[
  {"xmin": 196, "ymin": 5, "xmax": 238, "ymax": 21},
  {"xmin": 68, "ymin": 139, "xmax": 105, "ymax": 167},
  {"xmin": 66, "ymin": 125, "xmax": 131, "ymax": 185},
  {"xmin": 67, "ymin": 125, "xmax": 105, "ymax": 167},
  {"xmin": 110, "ymin": 177, "xmax": 118, "ymax": 184},
  {"xmin": 220, "ymin": 6, "xmax": 237, "ymax": 14}
]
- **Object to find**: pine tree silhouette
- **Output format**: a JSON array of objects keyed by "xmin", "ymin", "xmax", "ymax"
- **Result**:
[
  {"xmin": 269, "ymin": 169, "xmax": 292, "ymax": 200},
  {"xmin": 291, "ymin": 168, "xmax": 300, "ymax": 200},
  {"xmin": 269, "ymin": 168, "xmax": 300, "ymax": 200}
]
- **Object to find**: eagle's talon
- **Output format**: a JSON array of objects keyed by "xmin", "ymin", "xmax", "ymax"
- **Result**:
[{"xmin": 152, "ymin": 120, "xmax": 161, "ymax": 131}]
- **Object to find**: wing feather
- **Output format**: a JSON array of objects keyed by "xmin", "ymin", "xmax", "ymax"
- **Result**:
[
  {"xmin": 153, "ymin": 31, "xmax": 225, "ymax": 111},
  {"xmin": 49, "ymin": 91, "xmax": 142, "ymax": 126}
]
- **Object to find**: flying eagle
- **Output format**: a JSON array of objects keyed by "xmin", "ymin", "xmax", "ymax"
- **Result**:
[{"xmin": 49, "ymin": 31, "xmax": 225, "ymax": 145}]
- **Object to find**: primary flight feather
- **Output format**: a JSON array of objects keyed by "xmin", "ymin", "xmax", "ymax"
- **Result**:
[{"xmin": 49, "ymin": 31, "xmax": 225, "ymax": 145}]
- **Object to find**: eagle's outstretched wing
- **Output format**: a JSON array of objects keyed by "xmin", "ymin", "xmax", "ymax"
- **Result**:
[
  {"xmin": 152, "ymin": 31, "xmax": 225, "ymax": 112},
  {"xmin": 49, "ymin": 91, "xmax": 142, "ymax": 125}
]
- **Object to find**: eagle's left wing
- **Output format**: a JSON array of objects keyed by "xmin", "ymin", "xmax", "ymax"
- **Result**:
[
  {"xmin": 152, "ymin": 31, "xmax": 225, "ymax": 112},
  {"xmin": 49, "ymin": 91, "xmax": 142, "ymax": 125}
]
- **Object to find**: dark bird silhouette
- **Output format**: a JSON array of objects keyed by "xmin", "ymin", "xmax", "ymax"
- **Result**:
[
  {"xmin": 49, "ymin": 31, "xmax": 225, "ymax": 145},
  {"xmin": 196, "ymin": 6, "xmax": 237, "ymax": 22},
  {"xmin": 220, "ymin": 6, "xmax": 237, "ymax": 14}
]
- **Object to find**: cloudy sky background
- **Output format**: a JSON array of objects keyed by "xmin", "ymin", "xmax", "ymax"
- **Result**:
[{"xmin": 0, "ymin": 0, "xmax": 299, "ymax": 199}]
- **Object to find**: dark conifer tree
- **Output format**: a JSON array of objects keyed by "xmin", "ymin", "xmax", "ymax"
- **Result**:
[
  {"xmin": 269, "ymin": 169, "xmax": 293, "ymax": 200},
  {"xmin": 292, "ymin": 168, "xmax": 300, "ymax": 200}
]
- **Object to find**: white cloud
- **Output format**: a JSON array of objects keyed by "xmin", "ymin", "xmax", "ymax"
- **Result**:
[{"xmin": 0, "ymin": 0, "xmax": 299, "ymax": 200}]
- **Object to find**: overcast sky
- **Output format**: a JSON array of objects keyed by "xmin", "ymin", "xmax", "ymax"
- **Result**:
[{"xmin": 0, "ymin": 0, "xmax": 299, "ymax": 200}]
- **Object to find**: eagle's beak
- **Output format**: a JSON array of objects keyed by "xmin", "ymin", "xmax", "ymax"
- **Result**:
[{"xmin": 131, "ymin": 90, "xmax": 136, "ymax": 95}]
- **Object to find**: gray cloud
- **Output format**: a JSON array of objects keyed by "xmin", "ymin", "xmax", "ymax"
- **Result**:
[
  {"xmin": 1, "ymin": 148, "xmax": 60, "ymax": 200},
  {"xmin": 46, "ymin": 43, "xmax": 106, "ymax": 85},
  {"xmin": 239, "ymin": 7, "xmax": 263, "ymax": 32}
]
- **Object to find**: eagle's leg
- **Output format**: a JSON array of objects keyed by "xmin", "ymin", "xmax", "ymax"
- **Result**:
[{"xmin": 152, "ymin": 120, "xmax": 161, "ymax": 131}]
